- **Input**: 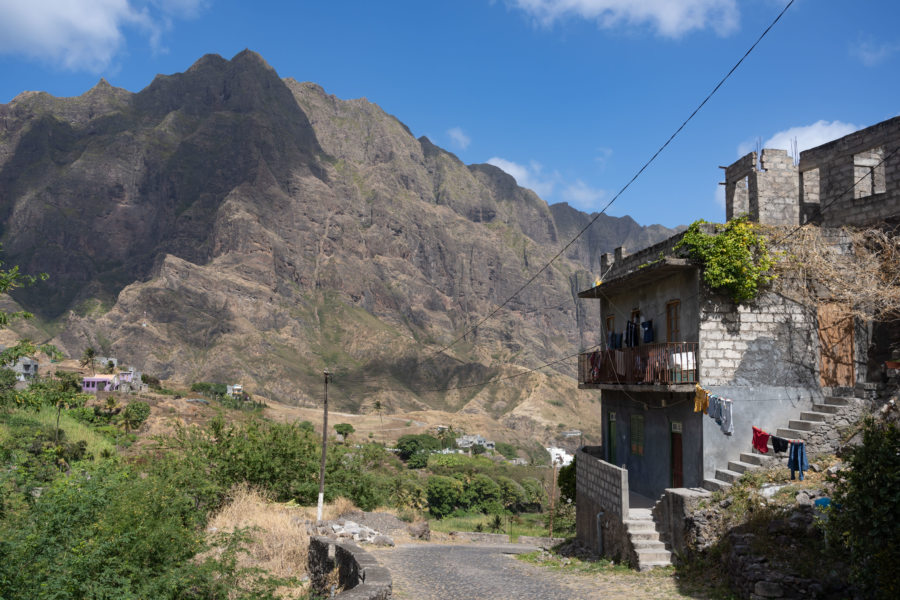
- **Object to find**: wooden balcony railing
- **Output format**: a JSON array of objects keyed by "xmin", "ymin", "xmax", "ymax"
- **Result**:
[{"xmin": 578, "ymin": 342, "xmax": 698, "ymax": 386}]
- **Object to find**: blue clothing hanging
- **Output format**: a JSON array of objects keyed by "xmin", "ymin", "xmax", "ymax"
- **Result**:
[{"xmin": 788, "ymin": 441, "xmax": 808, "ymax": 480}]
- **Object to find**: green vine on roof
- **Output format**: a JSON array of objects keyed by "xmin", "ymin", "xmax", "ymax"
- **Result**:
[{"xmin": 675, "ymin": 216, "xmax": 777, "ymax": 303}]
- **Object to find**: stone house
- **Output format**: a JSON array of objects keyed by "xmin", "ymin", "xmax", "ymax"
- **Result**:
[{"xmin": 574, "ymin": 116, "xmax": 899, "ymax": 563}]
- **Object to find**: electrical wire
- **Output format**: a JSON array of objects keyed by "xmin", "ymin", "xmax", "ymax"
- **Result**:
[{"xmin": 331, "ymin": 0, "xmax": 796, "ymax": 389}]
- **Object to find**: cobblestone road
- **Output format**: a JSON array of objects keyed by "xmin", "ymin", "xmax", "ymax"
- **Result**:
[{"xmin": 369, "ymin": 543, "xmax": 698, "ymax": 600}]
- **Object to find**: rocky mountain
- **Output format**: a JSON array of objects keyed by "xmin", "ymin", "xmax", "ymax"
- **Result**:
[{"xmin": 0, "ymin": 50, "xmax": 677, "ymax": 425}]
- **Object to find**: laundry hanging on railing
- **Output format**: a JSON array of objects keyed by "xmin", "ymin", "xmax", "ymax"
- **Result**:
[{"xmin": 752, "ymin": 426, "xmax": 771, "ymax": 453}]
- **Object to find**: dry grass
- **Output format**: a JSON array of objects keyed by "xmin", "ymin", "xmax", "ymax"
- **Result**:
[{"xmin": 205, "ymin": 485, "xmax": 359, "ymax": 598}]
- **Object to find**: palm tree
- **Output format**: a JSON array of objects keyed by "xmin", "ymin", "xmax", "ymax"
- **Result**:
[
  {"xmin": 373, "ymin": 400, "xmax": 384, "ymax": 437},
  {"xmin": 80, "ymin": 346, "xmax": 97, "ymax": 375}
]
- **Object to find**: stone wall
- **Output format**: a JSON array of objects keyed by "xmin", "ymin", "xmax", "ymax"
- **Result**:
[
  {"xmin": 650, "ymin": 487, "xmax": 711, "ymax": 559},
  {"xmin": 575, "ymin": 447, "xmax": 632, "ymax": 562},
  {"xmin": 307, "ymin": 536, "xmax": 392, "ymax": 600}
]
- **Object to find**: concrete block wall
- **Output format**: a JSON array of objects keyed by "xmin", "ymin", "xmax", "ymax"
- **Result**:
[
  {"xmin": 725, "ymin": 149, "xmax": 799, "ymax": 226},
  {"xmin": 575, "ymin": 447, "xmax": 632, "ymax": 561},
  {"xmin": 698, "ymin": 292, "xmax": 818, "ymax": 387},
  {"xmin": 799, "ymin": 116, "xmax": 900, "ymax": 226}
]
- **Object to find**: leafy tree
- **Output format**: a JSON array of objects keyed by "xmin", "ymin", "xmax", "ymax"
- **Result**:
[
  {"xmin": 462, "ymin": 473, "xmax": 503, "ymax": 514},
  {"xmin": 334, "ymin": 423, "xmax": 355, "ymax": 442},
  {"xmin": 826, "ymin": 418, "xmax": 900, "ymax": 599},
  {"xmin": 495, "ymin": 475, "xmax": 527, "ymax": 512},
  {"xmin": 557, "ymin": 457, "xmax": 576, "ymax": 503},
  {"xmin": 472, "ymin": 443, "xmax": 486, "ymax": 455},
  {"xmin": 426, "ymin": 475, "xmax": 463, "ymax": 518},
  {"xmin": 396, "ymin": 433, "xmax": 441, "ymax": 467},
  {"xmin": 297, "ymin": 420, "xmax": 315, "ymax": 433},
  {"xmin": 520, "ymin": 477, "xmax": 546, "ymax": 509},
  {"xmin": 123, "ymin": 401, "xmax": 151, "ymax": 433},
  {"xmin": 80, "ymin": 346, "xmax": 97, "ymax": 375}
]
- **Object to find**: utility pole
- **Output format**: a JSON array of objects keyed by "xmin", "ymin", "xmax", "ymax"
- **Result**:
[
  {"xmin": 316, "ymin": 369, "xmax": 332, "ymax": 523},
  {"xmin": 548, "ymin": 457, "xmax": 559, "ymax": 540}
]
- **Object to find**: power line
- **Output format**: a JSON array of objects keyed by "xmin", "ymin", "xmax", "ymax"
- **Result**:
[
  {"xmin": 396, "ymin": 0, "xmax": 796, "ymax": 373},
  {"xmin": 325, "ymin": 0, "xmax": 796, "ymax": 393}
]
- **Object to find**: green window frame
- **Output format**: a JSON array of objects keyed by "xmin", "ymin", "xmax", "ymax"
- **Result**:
[{"xmin": 630, "ymin": 414, "xmax": 645, "ymax": 456}]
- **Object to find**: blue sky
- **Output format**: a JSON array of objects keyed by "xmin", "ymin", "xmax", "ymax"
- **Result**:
[{"xmin": 1, "ymin": 0, "xmax": 898, "ymax": 228}]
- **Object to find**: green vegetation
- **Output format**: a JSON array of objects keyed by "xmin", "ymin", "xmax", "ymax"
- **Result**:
[
  {"xmin": 825, "ymin": 418, "xmax": 900, "ymax": 599},
  {"xmin": 675, "ymin": 216, "xmax": 777, "ymax": 303},
  {"xmin": 334, "ymin": 422, "xmax": 355, "ymax": 441}
]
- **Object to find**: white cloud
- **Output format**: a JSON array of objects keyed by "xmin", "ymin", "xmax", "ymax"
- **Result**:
[
  {"xmin": 486, "ymin": 157, "xmax": 607, "ymax": 210},
  {"xmin": 736, "ymin": 120, "xmax": 861, "ymax": 158},
  {"xmin": 447, "ymin": 126, "xmax": 471, "ymax": 150},
  {"xmin": 714, "ymin": 183, "xmax": 725, "ymax": 208},
  {"xmin": 507, "ymin": 0, "xmax": 739, "ymax": 37},
  {"xmin": 487, "ymin": 157, "xmax": 556, "ymax": 198},
  {"xmin": 562, "ymin": 179, "xmax": 605, "ymax": 206},
  {"xmin": 850, "ymin": 39, "xmax": 900, "ymax": 67},
  {"xmin": 0, "ymin": 0, "xmax": 207, "ymax": 72}
]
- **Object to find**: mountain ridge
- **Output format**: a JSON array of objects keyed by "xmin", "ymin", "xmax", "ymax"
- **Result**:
[{"xmin": 0, "ymin": 50, "xmax": 679, "ymax": 438}]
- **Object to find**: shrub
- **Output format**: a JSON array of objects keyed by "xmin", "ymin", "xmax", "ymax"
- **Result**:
[
  {"xmin": 825, "ymin": 418, "xmax": 900, "ymax": 599},
  {"xmin": 557, "ymin": 457, "xmax": 576, "ymax": 503},
  {"xmin": 675, "ymin": 217, "xmax": 777, "ymax": 303},
  {"xmin": 123, "ymin": 401, "xmax": 151, "ymax": 432},
  {"xmin": 462, "ymin": 474, "xmax": 503, "ymax": 514},
  {"xmin": 426, "ymin": 475, "xmax": 463, "ymax": 518},
  {"xmin": 494, "ymin": 442, "xmax": 518, "ymax": 460}
]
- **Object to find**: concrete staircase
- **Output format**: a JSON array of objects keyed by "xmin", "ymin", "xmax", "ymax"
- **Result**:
[
  {"xmin": 700, "ymin": 394, "xmax": 858, "ymax": 492},
  {"xmin": 624, "ymin": 508, "xmax": 672, "ymax": 571}
]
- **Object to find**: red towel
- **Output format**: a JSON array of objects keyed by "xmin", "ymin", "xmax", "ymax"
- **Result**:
[{"xmin": 752, "ymin": 426, "xmax": 770, "ymax": 454}]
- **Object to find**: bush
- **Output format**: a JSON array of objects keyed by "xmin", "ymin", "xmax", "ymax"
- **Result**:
[
  {"xmin": 426, "ymin": 475, "xmax": 463, "ymax": 518},
  {"xmin": 557, "ymin": 457, "xmax": 576, "ymax": 503},
  {"xmin": 123, "ymin": 401, "xmax": 151, "ymax": 432},
  {"xmin": 462, "ymin": 474, "xmax": 503, "ymax": 514},
  {"xmin": 396, "ymin": 433, "xmax": 441, "ymax": 460},
  {"xmin": 496, "ymin": 475, "xmax": 528, "ymax": 512},
  {"xmin": 826, "ymin": 418, "xmax": 900, "ymax": 599}
]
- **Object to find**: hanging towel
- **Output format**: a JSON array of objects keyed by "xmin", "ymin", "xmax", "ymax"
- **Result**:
[
  {"xmin": 693, "ymin": 384, "xmax": 709, "ymax": 413},
  {"xmin": 752, "ymin": 426, "xmax": 770, "ymax": 454},
  {"xmin": 614, "ymin": 350, "xmax": 625, "ymax": 375},
  {"xmin": 771, "ymin": 436, "xmax": 789, "ymax": 453},
  {"xmin": 788, "ymin": 441, "xmax": 809, "ymax": 481},
  {"xmin": 641, "ymin": 320, "xmax": 654, "ymax": 343},
  {"xmin": 719, "ymin": 399, "xmax": 734, "ymax": 435}
]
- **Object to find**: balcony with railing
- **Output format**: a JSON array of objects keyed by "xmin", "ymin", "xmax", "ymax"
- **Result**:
[{"xmin": 578, "ymin": 342, "xmax": 698, "ymax": 391}]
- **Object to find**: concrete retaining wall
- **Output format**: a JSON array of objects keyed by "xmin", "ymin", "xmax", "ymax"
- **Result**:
[
  {"xmin": 575, "ymin": 447, "xmax": 632, "ymax": 562},
  {"xmin": 308, "ymin": 536, "xmax": 392, "ymax": 600}
]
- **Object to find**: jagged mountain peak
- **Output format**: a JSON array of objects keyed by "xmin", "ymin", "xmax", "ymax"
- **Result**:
[{"xmin": 0, "ymin": 51, "xmax": 678, "ymax": 416}]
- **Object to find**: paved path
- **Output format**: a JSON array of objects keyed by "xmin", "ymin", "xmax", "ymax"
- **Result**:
[{"xmin": 369, "ymin": 543, "xmax": 695, "ymax": 600}]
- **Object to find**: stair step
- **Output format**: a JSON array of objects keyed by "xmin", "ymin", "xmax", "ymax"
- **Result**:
[
  {"xmin": 739, "ymin": 452, "xmax": 775, "ymax": 466},
  {"xmin": 812, "ymin": 403, "xmax": 841, "ymax": 414},
  {"xmin": 638, "ymin": 560, "xmax": 673, "ymax": 571},
  {"xmin": 727, "ymin": 460, "xmax": 757, "ymax": 474},
  {"xmin": 702, "ymin": 478, "xmax": 731, "ymax": 492},
  {"xmin": 623, "ymin": 520, "xmax": 657, "ymax": 532},
  {"xmin": 824, "ymin": 396, "xmax": 850, "ymax": 406},
  {"xmin": 627, "ymin": 508, "xmax": 653, "ymax": 519},
  {"xmin": 776, "ymin": 428, "xmax": 806, "ymax": 440},
  {"xmin": 715, "ymin": 468, "xmax": 742, "ymax": 483},
  {"xmin": 788, "ymin": 419, "xmax": 819, "ymax": 431},
  {"xmin": 629, "ymin": 531, "xmax": 661, "ymax": 542},
  {"xmin": 635, "ymin": 548, "xmax": 671, "ymax": 565},
  {"xmin": 799, "ymin": 411, "xmax": 830, "ymax": 422},
  {"xmin": 632, "ymin": 540, "xmax": 666, "ymax": 550}
]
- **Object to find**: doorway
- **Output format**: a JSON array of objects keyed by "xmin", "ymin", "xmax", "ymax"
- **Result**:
[
  {"xmin": 670, "ymin": 422, "xmax": 683, "ymax": 488},
  {"xmin": 607, "ymin": 412, "xmax": 617, "ymax": 465}
]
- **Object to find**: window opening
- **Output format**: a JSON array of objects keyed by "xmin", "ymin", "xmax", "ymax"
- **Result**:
[{"xmin": 853, "ymin": 147, "xmax": 885, "ymax": 199}]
